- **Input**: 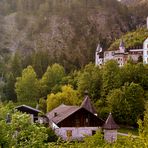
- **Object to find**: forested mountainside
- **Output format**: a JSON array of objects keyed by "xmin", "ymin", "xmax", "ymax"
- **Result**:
[
  {"xmin": 0, "ymin": 0, "xmax": 148, "ymax": 70},
  {"xmin": 109, "ymin": 28, "xmax": 148, "ymax": 51},
  {"xmin": 121, "ymin": 0, "xmax": 148, "ymax": 5}
]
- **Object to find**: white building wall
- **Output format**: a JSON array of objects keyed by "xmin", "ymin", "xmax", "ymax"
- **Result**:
[
  {"xmin": 95, "ymin": 52, "xmax": 100, "ymax": 66},
  {"xmin": 95, "ymin": 52, "xmax": 103, "ymax": 66},
  {"xmin": 143, "ymin": 38, "xmax": 148, "ymax": 64},
  {"xmin": 128, "ymin": 49, "xmax": 143, "ymax": 62},
  {"xmin": 55, "ymin": 127, "xmax": 99, "ymax": 141},
  {"xmin": 104, "ymin": 130, "xmax": 117, "ymax": 143},
  {"xmin": 104, "ymin": 51, "xmax": 115, "ymax": 63},
  {"xmin": 147, "ymin": 17, "xmax": 148, "ymax": 29}
]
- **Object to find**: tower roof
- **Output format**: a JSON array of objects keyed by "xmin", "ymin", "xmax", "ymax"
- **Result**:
[
  {"xmin": 96, "ymin": 44, "xmax": 103, "ymax": 52},
  {"xmin": 144, "ymin": 37, "xmax": 148, "ymax": 43},
  {"xmin": 81, "ymin": 94, "xmax": 97, "ymax": 114},
  {"xmin": 103, "ymin": 113, "xmax": 119, "ymax": 130},
  {"xmin": 119, "ymin": 39, "xmax": 125, "ymax": 47}
]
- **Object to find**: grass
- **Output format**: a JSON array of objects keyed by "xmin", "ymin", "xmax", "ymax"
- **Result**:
[{"xmin": 118, "ymin": 127, "xmax": 139, "ymax": 136}]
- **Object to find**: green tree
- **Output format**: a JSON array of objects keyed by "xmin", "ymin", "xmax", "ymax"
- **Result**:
[
  {"xmin": 102, "ymin": 60, "xmax": 121, "ymax": 98},
  {"xmin": 0, "ymin": 111, "xmax": 48, "ymax": 148},
  {"xmin": 41, "ymin": 63, "xmax": 65, "ymax": 96},
  {"xmin": 47, "ymin": 85, "xmax": 80, "ymax": 111},
  {"xmin": 32, "ymin": 50, "xmax": 50, "ymax": 78},
  {"xmin": 77, "ymin": 63, "xmax": 102, "ymax": 101},
  {"xmin": 4, "ymin": 72, "xmax": 17, "ymax": 102},
  {"xmin": 107, "ymin": 83, "xmax": 145, "ymax": 126},
  {"xmin": 15, "ymin": 66, "xmax": 39, "ymax": 105},
  {"xmin": 11, "ymin": 51, "xmax": 22, "ymax": 78}
]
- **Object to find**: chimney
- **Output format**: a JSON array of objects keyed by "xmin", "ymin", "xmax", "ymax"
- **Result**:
[{"xmin": 54, "ymin": 112, "xmax": 57, "ymax": 117}]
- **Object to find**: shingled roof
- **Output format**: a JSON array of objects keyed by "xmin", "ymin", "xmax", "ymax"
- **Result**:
[
  {"xmin": 103, "ymin": 113, "xmax": 119, "ymax": 130},
  {"xmin": 15, "ymin": 105, "xmax": 41, "ymax": 115},
  {"xmin": 46, "ymin": 104, "xmax": 80, "ymax": 124},
  {"xmin": 81, "ymin": 95, "xmax": 97, "ymax": 114}
]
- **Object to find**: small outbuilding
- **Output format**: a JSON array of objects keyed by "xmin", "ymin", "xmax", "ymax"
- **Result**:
[
  {"xmin": 15, "ymin": 105, "xmax": 41, "ymax": 122},
  {"xmin": 103, "ymin": 113, "xmax": 119, "ymax": 143}
]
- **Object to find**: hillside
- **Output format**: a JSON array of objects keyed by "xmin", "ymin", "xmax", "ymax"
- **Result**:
[
  {"xmin": 121, "ymin": 0, "xmax": 148, "ymax": 5},
  {"xmin": 0, "ymin": 0, "xmax": 147, "ymax": 69},
  {"xmin": 109, "ymin": 28, "xmax": 148, "ymax": 50}
]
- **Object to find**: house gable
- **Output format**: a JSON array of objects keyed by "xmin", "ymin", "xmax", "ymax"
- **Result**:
[{"xmin": 57, "ymin": 107, "xmax": 104, "ymax": 127}]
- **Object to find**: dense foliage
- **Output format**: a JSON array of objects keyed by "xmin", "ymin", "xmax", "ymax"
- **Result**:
[
  {"xmin": 0, "ymin": 102, "xmax": 58, "ymax": 148},
  {"xmin": 109, "ymin": 28, "xmax": 148, "ymax": 50},
  {"xmin": 1, "ymin": 60, "xmax": 148, "ymax": 126}
]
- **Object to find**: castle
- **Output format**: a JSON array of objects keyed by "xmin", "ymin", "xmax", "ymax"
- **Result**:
[{"xmin": 95, "ymin": 18, "xmax": 148, "ymax": 66}]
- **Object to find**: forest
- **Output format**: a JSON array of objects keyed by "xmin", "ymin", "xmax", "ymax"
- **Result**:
[
  {"xmin": 0, "ymin": 0, "xmax": 148, "ymax": 147},
  {"xmin": 0, "ymin": 62, "xmax": 148, "ymax": 147},
  {"xmin": 0, "ymin": 0, "xmax": 148, "ymax": 70}
]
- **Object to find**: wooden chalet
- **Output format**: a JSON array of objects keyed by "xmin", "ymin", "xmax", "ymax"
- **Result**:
[{"xmin": 46, "ymin": 94, "xmax": 104, "ymax": 141}]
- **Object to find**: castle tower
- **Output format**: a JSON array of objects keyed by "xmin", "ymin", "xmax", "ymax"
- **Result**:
[
  {"xmin": 143, "ymin": 38, "xmax": 148, "ymax": 64},
  {"xmin": 95, "ymin": 44, "xmax": 103, "ymax": 66},
  {"xmin": 119, "ymin": 39, "xmax": 125, "ymax": 53}
]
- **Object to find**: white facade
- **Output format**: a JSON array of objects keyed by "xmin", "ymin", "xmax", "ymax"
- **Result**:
[
  {"xmin": 95, "ymin": 44, "xmax": 103, "ymax": 65},
  {"xmin": 95, "ymin": 42, "xmax": 146, "ymax": 67},
  {"xmin": 143, "ymin": 38, "xmax": 148, "ymax": 64},
  {"xmin": 104, "ymin": 130, "xmax": 117, "ymax": 143},
  {"xmin": 95, "ymin": 52, "xmax": 103, "ymax": 65},
  {"xmin": 147, "ymin": 17, "xmax": 148, "ymax": 29},
  {"xmin": 55, "ymin": 127, "xmax": 99, "ymax": 141},
  {"xmin": 104, "ymin": 51, "xmax": 115, "ymax": 63}
]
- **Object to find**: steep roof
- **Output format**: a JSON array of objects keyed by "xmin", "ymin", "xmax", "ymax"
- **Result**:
[
  {"xmin": 102, "ymin": 113, "xmax": 119, "ymax": 130},
  {"xmin": 15, "ymin": 105, "xmax": 41, "ymax": 115},
  {"xmin": 46, "ymin": 104, "xmax": 80, "ymax": 124},
  {"xmin": 119, "ymin": 39, "xmax": 125, "ymax": 47},
  {"xmin": 46, "ymin": 103, "xmax": 104, "ymax": 126},
  {"xmin": 81, "ymin": 95, "xmax": 97, "ymax": 114}
]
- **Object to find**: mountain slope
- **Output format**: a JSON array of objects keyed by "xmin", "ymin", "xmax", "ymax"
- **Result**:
[
  {"xmin": 109, "ymin": 28, "xmax": 148, "ymax": 51},
  {"xmin": 0, "ymin": 0, "xmax": 147, "ymax": 69}
]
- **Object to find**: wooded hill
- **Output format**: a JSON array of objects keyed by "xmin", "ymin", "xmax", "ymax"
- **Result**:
[
  {"xmin": 109, "ymin": 28, "xmax": 148, "ymax": 51},
  {"xmin": 0, "ymin": 0, "xmax": 148, "ymax": 70}
]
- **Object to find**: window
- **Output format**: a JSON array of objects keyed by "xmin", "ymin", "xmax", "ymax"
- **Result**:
[
  {"xmin": 86, "ymin": 118, "xmax": 88, "ymax": 123},
  {"xmin": 112, "ymin": 52, "xmax": 115, "ymax": 56},
  {"xmin": 66, "ymin": 130, "xmax": 72, "ymax": 139}
]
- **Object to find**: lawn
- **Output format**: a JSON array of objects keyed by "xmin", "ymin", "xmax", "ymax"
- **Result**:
[{"xmin": 118, "ymin": 127, "xmax": 139, "ymax": 136}]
